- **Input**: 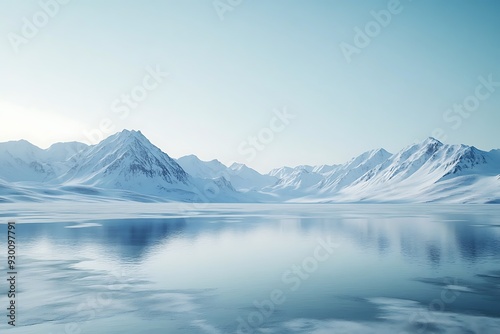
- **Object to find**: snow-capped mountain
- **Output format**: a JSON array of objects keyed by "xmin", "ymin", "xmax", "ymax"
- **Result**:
[
  {"xmin": 228, "ymin": 163, "xmax": 278, "ymax": 190},
  {"xmin": 177, "ymin": 155, "xmax": 227, "ymax": 179},
  {"xmin": 45, "ymin": 142, "xmax": 88, "ymax": 163},
  {"xmin": 59, "ymin": 130, "xmax": 247, "ymax": 202},
  {"xmin": 0, "ymin": 140, "xmax": 53, "ymax": 182},
  {"xmin": 0, "ymin": 130, "xmax": 244, "ymax": 202},
  {"xmin": 262, "ymin": 138, "xmax": 499, "ymax": 203},
  {"xmin": 0, "ymin": 132, "xmax": 498, "ymax": 203},
  {"xmin": 176, "ymin": 156, "xmax": 277, "ymax": 191},
  {"xmin": 312, "ymin": 164, "xmax": 339, "ymax": 175},
  {"xmin": 306, "ymin": 138, "xmax": 500, "ymax": 203},
  {"xmin": 61, "ymin": 130, "xmax": 190, "ymax": 192},
  {"xmin": 317, "ymin": 148, "xmax": 393, "ymax": 193},
  {"xmin": 263, "ymin": 148, "xmax": 392, "ymax": 198},
  {"xmin": 0, "ymin": 139, "xmax": 88, "ymax": 183},
  {"xmin": 268, "ymin": 166, "xmax": 295, "ymax": 179},
  {"xmin": 265, "ymin": 167, "xmax": 324, "ymax": 195}
]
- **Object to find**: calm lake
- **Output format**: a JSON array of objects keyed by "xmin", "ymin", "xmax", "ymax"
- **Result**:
[{"xmin": 1, "ymin": 203, "xmax": 499, "ymax": 333}]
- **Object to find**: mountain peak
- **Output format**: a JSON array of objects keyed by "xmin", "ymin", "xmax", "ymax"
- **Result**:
[
  {"xmin": 179, "ymin": 154, "xmax": 223, "ymax": 166},
  {"xmin": 118, "ymin": 129, "xmax": 145, "ymax": 139},
  {"xmin": 374, "ymin": 148, "xmax": 391, "ymax": 155},
  {"xmin": 230, "ymin": 162, "xmax": 247, "ymax": 170},
  {"xmin": 64, "ymin": 129, "xmax": 189, "ymax": 190},
  {"xmin": 364, "ymin": 148, "xmax": 392, "ymax": 159},
  {"xmin": 107, "ymin": 129, "xmax": 151, "ymax": 148},
  {"xmin": 1, "ymin": 139, "xmax": 41, "ymax": 149},
  {"xmin": 422, "ymin": 137, "xmax": 443, "ymax": 146}
]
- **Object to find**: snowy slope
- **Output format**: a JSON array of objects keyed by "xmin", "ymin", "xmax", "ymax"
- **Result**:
[
  {"xmin": 317, "ymin": 148, "xmax": 393, "ymax": 193},
  {"xmin": 45, "ymin": 142, "xmax": 88, "ymax": 162},
  {"xmin": 312, "ymin": 164, "xmax": 339, "ymax": 175},
  {"xmin": 265, "ymin": 167, "xmax": 324, "ymax": 196},
  {"xmin": 0, "ymin": 140, "xmax": 51, "ymax": 182},
  {"xmin": 177, "ymin": 155, "xmax": 227, "ymax": 179},
  {"xmin": 268, "ymin": 166, "xmax": 295, "ymax": 179},
  {"xmin": 0, "ymin": 140, "xmax": 89, "ymax": 183}
]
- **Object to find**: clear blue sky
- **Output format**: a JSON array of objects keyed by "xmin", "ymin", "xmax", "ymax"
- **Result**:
[{"xmin": 1, "ymin": 0, "xmax": 499, "ymax": 173}]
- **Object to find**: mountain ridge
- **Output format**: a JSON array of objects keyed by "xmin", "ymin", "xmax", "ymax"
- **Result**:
[{"xmin": 0, "ymin": 130, "xmax": 498, "ymax": 203}]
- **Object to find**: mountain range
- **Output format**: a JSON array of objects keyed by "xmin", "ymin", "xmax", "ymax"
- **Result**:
[{"xmin": 0, "ymin": 130, "xmax": 498, "ymax": 203}]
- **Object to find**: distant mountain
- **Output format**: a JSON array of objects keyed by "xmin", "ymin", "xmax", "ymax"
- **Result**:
[
  {"xmin": 268, "ymin": 164, "xmax": 337, "ymax": 179},
  {"xmin": 265, "ymin": 167, "xmax": 324, "ymax": 196},
  {"xmin": 263, "ymin": 138, "xmax": 500, "ymax": 203},
  {"xmin": 177, "ymin": 155, "xmax": 227, "ymax": 179},
  {"xmin": 0, "ymin": 131, "xmax": 498, "ymax": 203},
  {"xmin": 318, "ymin": 148, "xmax": 393, "ymax": 193},
  {"xmin": 0, "ymin": 140, "xmax": 47, "ymax": 182},
  {"xmin": 228, "ymin": 163, "xmax": 278, "ymax": 190},
  {"xmin": 176, "ymin": 156, "xmax": 277, "ymax": 191},
  {"xmin": 311, "ymin": 164, "xmax": 339, "ymax": 175},
  {"xmin": 263, "ymin": 149, "xmax": 393, "ymax": 198},
  {"xmin": 45, "ymin": 142, "xmax": 88, "ymax": 162},
  {"xmin": 268, "ymin": 166, "xmax": 295, "ymax": 179}
]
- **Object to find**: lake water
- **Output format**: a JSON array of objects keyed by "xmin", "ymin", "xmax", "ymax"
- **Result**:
[{"xmin": 0, "ymin": 203, "xmax": 499, "ymax": 333}]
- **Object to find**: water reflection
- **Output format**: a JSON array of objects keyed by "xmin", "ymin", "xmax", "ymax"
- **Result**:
[
  {"xmin": 0, "ymin": 204, "xmax": 498, "ymax": 333},
  {"xmin": 4, "ymin": 207, "xmax": 500, "ymax": 266}
]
